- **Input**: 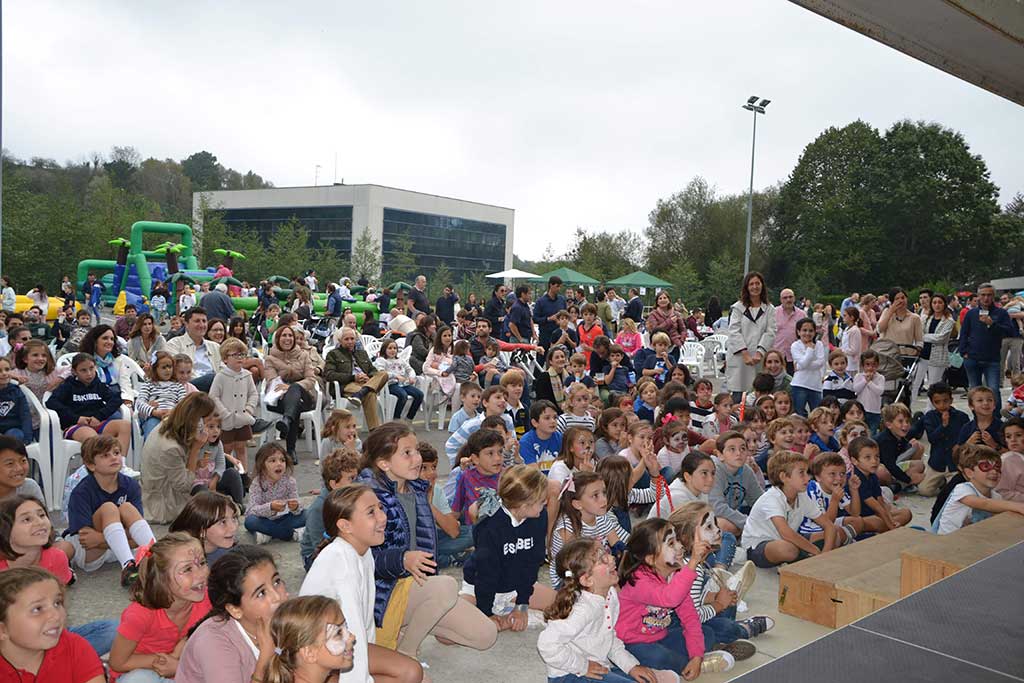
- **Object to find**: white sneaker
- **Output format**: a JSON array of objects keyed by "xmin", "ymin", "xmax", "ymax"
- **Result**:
[
  {"xmin": 121, "ymin": 466, "xmax": 141, "ymax": 479},
  {"xmin": 711, "ymin": 560, "xmax": 756, "ymax": 602},
  {"xmin": 737, "ymin": 599, "xmax": 749, "ymax": 613},
  {"xmin": 293, "ymin": 527, "xmax": 305, "ymax": 542},
  {"xmin": 254, "ymin": 532, "xmax": 271, "ymax": 545},
  {"xmin": 701, "ymin": 650, "xmax": 735, "ymax": 674}
]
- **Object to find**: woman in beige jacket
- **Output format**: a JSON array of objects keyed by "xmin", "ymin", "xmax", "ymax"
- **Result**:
[
  {"xmin": 140, "ymin": 392, "xmax": 216, "ymax": 523},
  {"xmin": 263, "ymin": 325, "xmax": 317, "ymax": 462}
]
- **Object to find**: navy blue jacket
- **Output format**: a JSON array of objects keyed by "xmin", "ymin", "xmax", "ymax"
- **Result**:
[
  {"xmin": 326, "ymin": 289, "xmax": 343, "ymax": 317},
  {"xmin": 532, "ymin": 293, "xmax": 566, "ymax": 346},
  {"xmin": 624, "ymin": 296, "xmax": 644, "ymax": 322},
  {"xmin": 435, "ymin": 293, "xmax": 459, "ymax": 325},
  {"xmin": 45, "ymin": 376, "xmax": 121, "ymax": 430},
  {"xmin": 909, "ymin": 407, "xmax": 970, "ymax": 473},
  {"xmin": 464, "ymin": 507, "xmax": 547, "ymax": 616},
  {"xmin": 0, "ymin": 384, "xmax": 33, "ymax": 442},
  {"xmin": 357, "ymin": 468, "xmax": 436, "ymax": 627},
  {"xmin": 958, "ymin": 307, "xmax": 1017, "ymax": 362}
]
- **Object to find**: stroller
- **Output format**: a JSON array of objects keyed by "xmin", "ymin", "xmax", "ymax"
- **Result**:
[
  {"xmin": 870, "ymin": 338, "xmax": 919, "ymax": 408},
  {"xmin": 304, "ymin": 315, "xmax": 337, "ymax": 353}
]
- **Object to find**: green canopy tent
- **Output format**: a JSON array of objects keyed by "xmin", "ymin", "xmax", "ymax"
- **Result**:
[
  {"xmin": 388, "ymin": 281, "xmax": 413, "ymax": 292},
  {"xmin": 527, "ymin": 267, "xmax": 600, "ymax": 287},
  {"xmin": 605, "ymin": 271, "xmax": 673, "ymax": 291}
]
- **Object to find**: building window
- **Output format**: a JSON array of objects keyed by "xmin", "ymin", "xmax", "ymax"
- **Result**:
[
  {"xmin": 382, "ymin": 208, "xmax": 505, "ymax": 281},
  {"xmin": 211, "ymin": 205, "xmax": 354, "ymax": 253}
]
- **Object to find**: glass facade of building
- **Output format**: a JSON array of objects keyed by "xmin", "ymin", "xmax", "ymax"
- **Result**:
[
  {"xmin": 381, "ymin": 208, "xmax": 506, "ymax": 281},
  {"xmin": 213, "ymin": 205, "xmax": 353, "ymax": 253}
]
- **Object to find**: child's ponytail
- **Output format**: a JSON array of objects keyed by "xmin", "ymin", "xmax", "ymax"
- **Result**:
[
  {"xmin": 545, "ymin": 538, "xmax": 600, "ymax": 621},
  {"xmin": 131, "ymin": 532, "xmax": 203, "ymax": 610},
  {"xmin": 556, "ymin": 471, "xmax": 601, "ymax": 537},
  {"xmin": 265, "ymin": 595, "xmax": 345, "ymax": 683},
  {"xmin": 315, "ymin": 484, "xmax": 373, "ymax": 559}
]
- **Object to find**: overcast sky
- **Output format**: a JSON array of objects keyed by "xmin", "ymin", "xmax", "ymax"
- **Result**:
[{"xmin": 4, "ymin": 1, "xmax": 1022, "ymax": 259}]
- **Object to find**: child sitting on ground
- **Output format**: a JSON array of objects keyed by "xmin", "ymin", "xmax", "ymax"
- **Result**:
[
  {"xmin": 519, "ymin": 400, "xmax": 563, "ymax": 473},
  {"xmin": 932, "ymin": 445, "xmax": 1024, "ymax": 534},
  {"xmin": 244, "ymin": 442, "xmax": 306, "ymax": 544},
  {"xmin": 448, "ymin": 382, "xmax": 483, "ymax": 434},
  {"xmin": 0, "ymin": 495, "xmax": 74, "ymax": 585},
  {"xmin": 538, "ymin": 537, "xmax": 676, "ymax": 683},
  {"xmin": 742, "ymin": 451, "xmax": 837, "ymax": 568},
  {"xmin": 807, "ymin": 407, "xmax": 840, "ymax": 453},
  {"xmin": 318, "ymin": 408, "xmax": 362, "ymax": 465},
  {"xmin": 453, "ymin": 429, "xmax": 505, "ymax": 525},
  {"xmin": 656, "ymin": 418, "xmax": 690, "ymax": 480},
  {"xmin": 1004, "ymin": 373, "xmax": 1024, "ymax": 418},
  {"xmin": 710, "ymin": 431, "xmax": 765, "ymax": 535},
  {"xmin": 462, "ymin": 465, "xmax": 556, "ymax": 633},
  {"xmin": 838, "ymin": 399, "xmax": 866, "ymax": 431},
  {"xmin": 799, "ymin": 452, "xmax": 864, "ymax": 545},
  {"xmin": 62, "ymin": 436, "xmax": 156, "ymax": 587},
  {"xmin": 300, "ymin": 448, "xmax": 359, "ymax": 570},
  {"xmin": 689, "ymin": 379, "xmax": 715, "ymax": 432},
  {"xmin": 420, "ymin": 442, "xmax": 474, "ymax": 569},
  {"xmin": 773, "ymin": 389, "xmax": 793, "ymax": 419},
  {"xmin": 821, "ymin": 350, "xmax": 856, "ymax": 405},
  {"xmin": 874, "ymin": 403, "xmax": 926, "ymax": 492},
  {"xmin": 702, "ymin": 393, "xmax": 738, "ymax": 438},
  {"xmin": 957, "ymin": 385, "xmax": 1006, "ymax": 453},
  {"xmin": 549, "ymin": 472, "xmax": 630, "ymax": 589},
  {"xmin": 501, "ymin": 370, "xmax": 529, "ymax": 441},
  {"xmin": 836, "ymin": 420, "xmax": 869, "ymax": 474},
  {"xmin": 744, "ymin": 373, "xmax": 775, "ymax": 412},
  {"xmin": 997, "ymin": 417, "xmax": 1024, "ymax": 502},
  {"xmin": 108, "ymin": 533, "xmax": 212, "ymax": 681},
  {"xmin": 668, "ymin": 502, "xmax": 769, "ymax": 661},
  {"xmin": 911, "ymin": 382, "xmax": 971, "ymax": 497},
  {"xmin": 633, "ymin": 379, "xmax": 659, "ymax": 425},
  {"xmin": 790, "ymin": 415, "xmax": 820, "ymax": 461},
  {"xmin": 594, "ymin": 408, "xmax": 628, "ymax": 460},
  {"xmin": 0, "ymin": 567, "xmax": 105, "ymax": 682},
  {"xmin": 558, "ymin": 382, "xmax": 598, "ymax": 433},
  {"xmin": 849, "ymin": 436, "xmax": 912, "ymax": 532},
  {"xmin": 46, "ymin": 353, "xmax": 131, "ymax": 456},
  {"xmin": 167, "ymin": 490, "xmax": 240, "ymax": 566}
]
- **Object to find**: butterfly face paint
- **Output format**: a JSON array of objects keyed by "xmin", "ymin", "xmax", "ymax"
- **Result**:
[
  {"xmin": 699, "ymin": 511, "xmax": 722, "ymax": 548},
  {"xmin": 660, "ymin": 529, "xmax": 682, "ymax": 567},
  {"xmin": 324, "ymin": 622, "xmax": 354, "ymax": 657}
]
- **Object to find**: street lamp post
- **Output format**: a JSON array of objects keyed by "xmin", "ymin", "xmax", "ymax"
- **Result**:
[{"xmin": 741, "ymin": 95, "xmax": 770, "ymax": 274}]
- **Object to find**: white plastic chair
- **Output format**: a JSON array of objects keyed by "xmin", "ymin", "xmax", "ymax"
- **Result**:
[
  {"xmin": 680, "ymin": 342, "xmax": 705, "ymax": 378},
  {"xmin": 700, "ymin": 336, "xmax": 726, "ymax": 378},
  {"xmin": 17, "ymin": 384, "xmax": 60, "ymax": 510},
  {"xmin": 360, "ymin": 335, "xmax": 379, "ymax": 351},
  {"xmin": 328, "ymin": 380, "xmax": 386, "ymax": 433},
  {"xmin": 398, "ymin": 345, "xmax": 413, "ymax": 363}
]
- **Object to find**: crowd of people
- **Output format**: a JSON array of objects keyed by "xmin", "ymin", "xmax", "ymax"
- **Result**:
[{"xmin": 1, "ymin": 267, "xmax": 1023, "ymax": 683}]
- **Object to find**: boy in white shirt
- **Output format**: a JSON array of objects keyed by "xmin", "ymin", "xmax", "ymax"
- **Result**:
[
  {"xmin": 743, "ymin": 451, "xmax": 837, "ymax": 568},
  {"xmin": 933, "ymin": 445, "xmax": 1024, "ymax": 534}
]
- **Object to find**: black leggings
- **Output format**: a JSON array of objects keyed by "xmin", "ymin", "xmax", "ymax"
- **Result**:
[
  {"xmin": 190, "ymin": 466, "xmax": 245, "ymax": 506},
  {"xmin": 269, "ymin": 384, "xmax": 313, "ymax": 454}
]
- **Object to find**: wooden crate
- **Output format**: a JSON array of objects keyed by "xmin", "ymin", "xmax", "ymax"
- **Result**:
[
  {"xmin": 778, "ymin": 527, "xmax": 924, "ymax": 628},
  {"xmin": 900, "ymin": 512, "xmax": 1024, "ymax": 596}
]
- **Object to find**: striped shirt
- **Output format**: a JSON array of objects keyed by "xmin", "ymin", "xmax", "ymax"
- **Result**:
[
  {"xmin": 550, "ymin": 512, "xmax": 629, "ymax": 588},
  {"xmin": 688, "ymin": 557, "xmax": 718, "ymax": 622},
  {"xmin": 556, "ymin": 411, "xmax": 596, "ymax": 434},
  {"xmin": 134, "ymin": 380, "xmax": 186, "ymax": 420},
  {"xmin": 689, "ymin": 402, "xmax": 714, "ymax": 431}
]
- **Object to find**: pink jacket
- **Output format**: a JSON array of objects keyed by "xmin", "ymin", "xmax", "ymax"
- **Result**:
[
  {"xmin": 615, "ymin": 332, "xmax": 643, "ymax": 356},
  {"xmin": 615, "ymin": 565, "xmax": 705, "ymax": 658},
  {"xmin": 646, "ymin": 308, "xmax": 687, "ymax": 348}
]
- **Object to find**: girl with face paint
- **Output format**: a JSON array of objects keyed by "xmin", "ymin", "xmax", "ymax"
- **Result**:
[
  {"xmin": 263, "ymin": 596, "xmax": 357, "ymax": 683},
  {"xmin": 667, "ymin": 502, "xmax": 773, "ymax": 663},
  {"xmin": 615, "ymin": 519, "xmax": 735, "ymax": 680}
]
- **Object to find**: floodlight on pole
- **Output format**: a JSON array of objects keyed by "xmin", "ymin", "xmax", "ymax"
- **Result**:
[{"xmin": 741, "ymin": 95, "xmax": 770, "ymax": 274}]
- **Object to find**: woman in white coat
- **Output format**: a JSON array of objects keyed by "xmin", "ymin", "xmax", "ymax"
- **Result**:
[
  {"xmin": 912, "ymin": 293, "xmax": 955, "ymax": 396},
  {"xmin": 725, "ymin": 271, "xmax": 777, "ymax": 400}
]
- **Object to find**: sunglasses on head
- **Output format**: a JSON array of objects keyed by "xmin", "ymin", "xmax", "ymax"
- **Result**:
[{"xmin": 975, "ymin": 459, "xmax": 1001, "ymax": 473}]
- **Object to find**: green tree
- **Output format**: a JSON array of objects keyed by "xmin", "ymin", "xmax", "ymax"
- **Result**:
[
  {"xmin": 428, "ymin": 263, "xmax": 453, "ymax": 301},
  {"xmin": 103, "ymin": 146, "xmax": 141, "ymax": 190},
  {"xmin": 384, "ymin": 231, "xmax": 418, "ymax": 285},
  {"xmin": 135, "ymin": 158, "xmax": 193, "ymax": 222},
  {"xmin": 350, "ymin": 228, "xmax": 382, "ymax": 282},
  {"xmin": 565, "ymin": 228, "xmax": 642, "ymax": 283},
  {"xmin": 182, "ymin": 151, "xmax": 222, "ymax": 191}
]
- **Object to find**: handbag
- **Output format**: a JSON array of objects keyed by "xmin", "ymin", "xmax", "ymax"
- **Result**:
[{"xmin": 948, "ymin": 349, "xmax": 964, "ymax": 369}]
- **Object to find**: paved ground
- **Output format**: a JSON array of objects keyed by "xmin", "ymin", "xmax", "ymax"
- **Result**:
[{"xmin": 62, "ymin": 366, "xmax": 961, "ymax": 682}]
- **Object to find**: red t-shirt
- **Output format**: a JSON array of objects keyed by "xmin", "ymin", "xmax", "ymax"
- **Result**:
[
  {"xmin": 0, "ymin": 629, "xmax": 103, "ymax": 683},
  {"xmin": 0, "ymin": 548, "xmax": 74, "ymax": 585},
  {"xmin": 112, "ymin": 596, "xmax": 212, "ymax": 679}
]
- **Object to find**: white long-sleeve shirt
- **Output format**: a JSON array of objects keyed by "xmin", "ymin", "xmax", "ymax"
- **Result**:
[
  {"xmin": 790, "ymin": 340, "xmax": 827, "ymax": 391},
  {"xmin": 537, "ymin": 589, "xmax": 640, "ymax": 678},
  {"xmin": 853, "ymin": 372, "xmax": 885, "ymax": 414},
  {"xmin": 301, "ymin": 537, "xmax": 376, "ymax": 683},
  {"xmin": 841, "ymin": 326, "xmax": 863, "ymax": 373}
]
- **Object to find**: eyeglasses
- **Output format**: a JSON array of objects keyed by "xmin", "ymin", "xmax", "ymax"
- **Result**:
[
  {"xmin": 976, "ymin": 460, "xmax": 1002, "ymax": 473},
  {"xmin": 225, "ymin": 352, "xmax": 245, "ymax": 359}
]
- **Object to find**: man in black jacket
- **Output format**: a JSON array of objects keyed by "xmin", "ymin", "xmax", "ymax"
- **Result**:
[{"xmin": 623, "ymin": 288, "xmax": 643, "ymax": 323}]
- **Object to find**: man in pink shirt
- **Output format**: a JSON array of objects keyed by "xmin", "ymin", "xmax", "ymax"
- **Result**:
[{"xmin": 773, "ymin": 288, "xmax": 803, "ymax": 374}]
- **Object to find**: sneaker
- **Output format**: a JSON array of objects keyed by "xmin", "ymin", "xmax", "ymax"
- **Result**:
[
  {"xmin": 252, "ymin": 418, "xmax": 273, "ymax": 434},
  {"xmin": 701, "ymin": 651, "xmax": 735, "ymax": 674},
  {"xmin": 120, "ymin": 560, "xmax": 140, "ymax": 588},
  {"xmin": 737, "ymin": 615, "xmax": 775, "ymax": 638},
  {"xmin": 716, "ymin": 639, "xmax": 756, "ymax": 661},
  {"xmin": 254, "ymin": 532, "xmax": 271, "ymax": 545},
  {"xmin": 712, "ymin": 560, "xmax": 757, "ymax": 602},
  {"xmin": 121, "ymin": 466, "xmax": 141, "ymax": 479},
  {"xmin": 737, "ymin": 599, "xmax": 749, "ymax": 613},
  {"xmin": 293, "ymin": 527, "xmax": 305, "ymax": 542}
]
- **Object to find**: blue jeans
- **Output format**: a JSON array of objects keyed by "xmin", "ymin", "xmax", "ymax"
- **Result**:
[
  {"xmin": 708, "ymin": 531, "xmax": 737, "ymax": 568},
  {"xmin": 964, "ymin": 358, "xmax": 1002, "ymax": 407},
  {"xmin": 70, "ymin": 619, "xmax": 118, "ymax": 655},
  {"xmin": 624, "ymin": 618, "xmax": 691, "ymax": 672},
  {"xmin": 550, "ymin": 668, "xmax": 636, "ymax": 683},
  {"xmin": 141, "ymin": 417, "xmax": 161, "ymax": 440},
  {"xmin": 119, "ymin": 671, "xmax": 174, "ymax": 683},
  {"xmin": 435, "ymin": 524, "xmax": 474, "ymax": 568},
  {"xmin": 790, "ymin": 385, "xmax": 821, "ymax": 417},
  {"xmin": 703, "ymin": 606, "xmax": 743, "ymax": 648},
  {"xmin": 865, "ymin": 412, "xmax": 881, "ymax": 434},
  {"xmin": 245, "ymin": 511, "xmax": 307, "ymax": 540},
  {"xmin": 389, "ymin": 383, "xmax": 424, "ymax": 420}
]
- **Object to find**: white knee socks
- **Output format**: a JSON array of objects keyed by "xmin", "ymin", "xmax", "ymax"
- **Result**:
[{"xmin": 102, "ymin": 523, "xmax": 135, "ymax": 568}]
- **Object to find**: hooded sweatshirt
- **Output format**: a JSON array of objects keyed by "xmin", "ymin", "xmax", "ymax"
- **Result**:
[
  {"xmin": 0, "ymin": 383, "xmax": 34, "ymax": 440},
  {"xmin": 45, "ymin": 375, "xmax": 121, "ymax": 429},
  {"xmin": 709, "ymin": 456, "xmax": 765, "ymax": 529}
]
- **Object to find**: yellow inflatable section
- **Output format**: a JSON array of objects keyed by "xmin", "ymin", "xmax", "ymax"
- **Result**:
[{"xmin": 13, "ymin": 295, "xmax": 79, "ymax": 321}]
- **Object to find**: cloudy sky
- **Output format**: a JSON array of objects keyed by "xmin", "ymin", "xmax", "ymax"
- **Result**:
[{"xmin": 4, "ymin": 1, "xmax": 1022, "ymax": 259}]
